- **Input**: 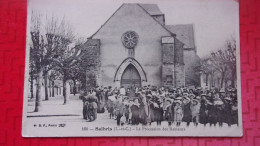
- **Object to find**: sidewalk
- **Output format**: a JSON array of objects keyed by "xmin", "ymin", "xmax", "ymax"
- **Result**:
[{"xmin": 27, "ymin": 94, "xmax": 83, "ymax": 117}]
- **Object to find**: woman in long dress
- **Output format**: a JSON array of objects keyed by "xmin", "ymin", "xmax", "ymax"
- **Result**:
[
  {"xmin": 130, "ymin": 98, "xmax": 140, "ymax": 125},
  {"xmin": 191, "ymin": 98, "xmax": 200, "ymax": 126},
  {"xmin": 182, "ymin": 96, "xmax": 192, "ymax": 126},
  {"xmin": 174, "ymin": 100, "xmax": 183, "ymax": 126}
]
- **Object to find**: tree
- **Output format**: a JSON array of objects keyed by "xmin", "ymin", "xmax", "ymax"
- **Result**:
[
  {"xmin": 28, "ymin": 51, "xmax": 37, "ymax": 99},
  {"xmin": 79, "ymin": 41, "xmax": 101, "ymax": 90},
  {"xmin": 30, "ymin": 12, "xmax": 76, "ymax": 111},
  {"xmin": 210, "ymin": 50, "xmax": 229, "ymax": 88},
  {"xmin": 200, "ymin": 58, "xmax": 211, "ymax": 86},
  {"xmin": 198, "ymin": 37, "xmax": 237, "ymax": 89},
  {"xmin": 30, "ymin": 11, "xmax": 45, "ymax": 112},
  {"xmin": 48, "ymin": 69, "xmax": 62, "ymax": 97},
  {"xmin": 52, "ymin": 43, "xmax": 83, "ymax": 104},
  {"xmin": 226, "ymin": 39, "xmax": 236, "ymax": 87}
]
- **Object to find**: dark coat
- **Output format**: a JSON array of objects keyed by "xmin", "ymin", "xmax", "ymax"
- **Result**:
[
  {"xmin": 131, "ymin": 104, "xmax": 140, "ymax": 125},
  {"xmin": 139, "ymin": 102, "xmax": 148, "ymax": 124},
  {"xmin": 231, "ymin": 104, "xmax": 238, "ymax": 125},
  {"xmin": 224, "ymin": 103, "xmax": 232, "ymax": 124},
  {"xmin": 207, "ymin": 104, "xmax": 217, "ymax": 124},
  {"xmin": 182, "ymin": 102, "xmax": 192, "ymax": 122},
  {"xmin": 124, "ymin": 104, "xmax": 130, "ymax": 119},
  {"xmin": 106, "ymin": 100, "xmax": 114, "ymax": 114},
  {"xmin": 149, "ymin": 98, "xmax": 163, "ymax": 122},
  {"xmin": 114, "ymin": 101, "xmax": 125, "ymax": 116},
  {"xmin": 199, "ymin": 102, "xmax": 208, "ymax": 124},
  {"xmin": 216, "ymin": 104, "xmax": 225, "ymax": 123},
  {"xmin": 165, "ymin": 104, "xmax": 174, "ymax": 122}
]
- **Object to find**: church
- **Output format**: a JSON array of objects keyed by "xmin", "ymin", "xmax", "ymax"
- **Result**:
[{"xmin": 83, "ymin": 3, "xmax": 201, "ymax": 89}]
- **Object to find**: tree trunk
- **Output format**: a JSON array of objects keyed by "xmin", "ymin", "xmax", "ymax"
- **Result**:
[
  {"xmin": 44, "ymin": 74, "xmax": 49, "ymax": 100},
  {"xmin": 63, "ymin": 79, "xmax": 68, "ymax": 104},
  {"xmin": 30, "ymin": 77, "xmax": 34, "ymax": 99},
  {"xmin": 220, "ymin": 71, "xmax": 226, "ymax": 88},
  {"xmin": 52, "ymin": 80, "xmax": 55, "ymax": 97},
  {"xmin": 34, "ymin": 70, "xmax": 43, "ymax": 112},
  {"xmin": 81, "ymin": 75, "xmax": 86, "ymax": 91},
  {"xmin": 73, "ymin": 79, "xmax": 76, "ymax": 96},
  {"xmin": 210, "ymin": 72, "xmax": 214, "ymax": 89},
  {"xmin": 206, "ymin": 74, "xmax": 208, "ymax": 86}
]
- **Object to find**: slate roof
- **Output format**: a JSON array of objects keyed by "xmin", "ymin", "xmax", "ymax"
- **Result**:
[
  {"xmin": 165, "ymin": 24, "xmax": 195, "ymax": 49},
  {"xmin": 139, "ymin": 3, "xmax": 164, "ymax": 15}
]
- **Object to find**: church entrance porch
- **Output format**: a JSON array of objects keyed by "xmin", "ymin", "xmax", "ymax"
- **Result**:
[
  {"xmin": 121, "ymin": 64, "xmax": 141, "ymax": 89},
  {"xmin": 114, "ymin": 57, "xmax": 147, "ymax": 88}
]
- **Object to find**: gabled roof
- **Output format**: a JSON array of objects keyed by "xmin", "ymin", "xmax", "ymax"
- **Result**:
[
  {"xmin": 165, "ymin": 24, "xmax": 195, "ymax": 49},
  {"xmin": 139, "ymin": 3, "xmax": 164, "ymax": 15},
  {"xmin": 89, "ymin": 3, "xmax": 175, "ymax": 39}
]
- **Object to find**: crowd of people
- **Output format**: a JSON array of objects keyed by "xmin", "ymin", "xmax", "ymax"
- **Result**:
[{"xmin": 81, "ymin": 85, "xmax": 239, "ymax": 127}]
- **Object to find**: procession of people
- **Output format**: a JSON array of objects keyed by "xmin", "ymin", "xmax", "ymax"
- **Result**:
[{"xmin": 81, "ymin": 85, "xmax": 238, "ymax": 127}]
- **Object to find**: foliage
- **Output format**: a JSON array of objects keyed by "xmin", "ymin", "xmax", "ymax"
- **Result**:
[{"xmin": 200, "ymin": 39, "xmax": 237, "ymax": 88}]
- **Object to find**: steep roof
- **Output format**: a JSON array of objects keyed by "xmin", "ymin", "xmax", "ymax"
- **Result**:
[
  {"xmin": 139, "ymin": 3, "xmax": 164, "ymax": 15},
  {"xmin": 165, "ymin": 24, "xmax": 195, "ymax": 49},
  {"xmin": 89, "ymin": 3, "xmax": 175, "ymax": 39}
]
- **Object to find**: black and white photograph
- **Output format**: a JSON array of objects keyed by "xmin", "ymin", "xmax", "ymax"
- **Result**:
[{"xmin": 22, "ymin": 0, "xmax": 242, "ymax": 137}]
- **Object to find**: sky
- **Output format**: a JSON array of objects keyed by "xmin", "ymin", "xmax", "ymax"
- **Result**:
[{"xmin": 28, "ymin": 0, "xmax": 239, "ymax": 57}]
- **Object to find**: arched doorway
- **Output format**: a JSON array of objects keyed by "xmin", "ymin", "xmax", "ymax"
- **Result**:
[{"xmin": 121, "ymin": 64, "xmax": 141, "ymax": 89}]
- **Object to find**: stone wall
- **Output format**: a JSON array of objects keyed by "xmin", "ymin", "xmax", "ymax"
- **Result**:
[
  {"xmin": 161, "ymin": 36, "xmax": 174, "ymax": 87},
  {"xmin": 174, "ymin": 64, "xmax": 185, "ymax": 88},
  {"xmin": 174, "ymin": 38, "xmax": 185, "ymax": 87},
  {"xmin": 91, "ymin": 4, "xmax": 172, "ymax": 87}
]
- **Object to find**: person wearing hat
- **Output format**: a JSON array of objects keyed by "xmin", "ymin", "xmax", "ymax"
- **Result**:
[
  {"xmin": 182, "ymin": 96, "xmax": 192, "ymax": 127},
  {"xmin": 139, "ymin": 95, "xmax": 148, "ymax": 125},
  {"xmin": 199, "ymin": 97, "xmax": 208, "ymax": 127},
  {"xmin": 114, "ymin": 95, "xmax": 125, "ymax": 126},
  {"xmin": 174, "ymin": 100, "xmax": 183, "ymax": 126},
  {"xmin": 189, "ymin": 89, "xmax": 194, "ymax": 94},
  {"xmin": 207, "ymin": 97, "xmax": 217, "ymax": 127},
  {"xmin": 191, "ymin": 98, "xmax": 201, "ymax": 126},
  {"xmin": 231, "ymin": 100, "xmax": 238, "ymax": 126},
  {"xmin": 119, "ymin": 86, "xmax": 126, "ymax": 96},
  {"xmin": 223, "ymin": 96, "xmax": 232, "ymax": 127},
  {"xmin": 189, "ymin": 94, "xmax": 195, "ymax": 100},
  {"xmin": 149, "ymin": 95, "xmax": 163, "ymax": 126},
  {"xmin": 176, "ymin": 88, "xmax": 182, "ymax": 96},
  {"xmin": 219, "ymin": 88, "xmax": 226, "ymax": 101},
  {"xmin": 123, "ymin": 98, "xmax": 130, "ymax": 125},
  {"xmin": 130, "ymin": 97, "xmax": 140, "ymax": 125},
  {"xmin": 215, "ymin": 98, "xmax": 225, "ymax": 127},
  {"xmin": 164, "ymin": 99, "xmax": 175, "ymax": 126}
]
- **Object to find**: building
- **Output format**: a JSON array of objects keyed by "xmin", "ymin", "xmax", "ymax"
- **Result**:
[{"xmin": 83, "ymin": 3, "xmax": 200, "ymax": 89}]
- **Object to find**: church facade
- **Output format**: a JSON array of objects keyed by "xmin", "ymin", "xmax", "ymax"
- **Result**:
[{"xmin": 83, "ymin": 3, "xmax": 200, "ymax": 89}]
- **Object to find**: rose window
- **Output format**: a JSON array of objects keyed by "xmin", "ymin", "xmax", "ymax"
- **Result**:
[{"xmin": 121, "ymin": 31, "xmax": 139, "ymax": 49}]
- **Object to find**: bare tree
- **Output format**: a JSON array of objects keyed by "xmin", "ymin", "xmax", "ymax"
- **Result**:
[
  {"xmin": 198, "ymin": 37, "xmax": 237, "ymax": 89},
  {"xmin": 30, "ymin": 12, "xmax": 77, "ymax": 111},
  {"xmin": 200, "ymin": 58, "xmax": 211, "ymax": 86},
  {"xmin": 226, "ymin": 39, "xmax": 236, "ymax": 87},
  {"xmin": 210, "ymin": 50, "xmax": 229, "ymax": 88},
  {"xmin": 30, "ymin": 11, "xmax": 44, "ymax": 112}
]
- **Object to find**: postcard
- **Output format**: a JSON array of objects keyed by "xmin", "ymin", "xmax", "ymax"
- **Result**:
[{"xmin": 22, "ymin": 0, "xmax": 242, "ymax": 137}]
